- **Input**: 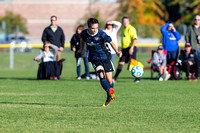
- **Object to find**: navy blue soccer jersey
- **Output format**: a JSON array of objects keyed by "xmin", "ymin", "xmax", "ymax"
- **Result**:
[{"xmin": 80, "ymin": 29, "xmax": 112, "ymax": 61}]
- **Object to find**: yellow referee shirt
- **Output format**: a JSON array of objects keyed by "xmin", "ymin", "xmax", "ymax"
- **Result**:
[{"xmin": 121, "ymin": 25, "xmax": 137, "ymax": 49}]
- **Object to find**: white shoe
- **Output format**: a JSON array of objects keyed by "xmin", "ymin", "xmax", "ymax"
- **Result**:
[
  {"xmin": 77, "ymin": 77, "xmax": 81, "ymax": 80},
  {"xmin": 159, "ymin": 77, "xmax": 163, "ymax": 81},
  {"xmin": 164, "ymin": 74, "xmax": 171, "ymax": 81},
  {"xmin": 86, "ymin": 76, "xmax": 90, "ymax": 80}
]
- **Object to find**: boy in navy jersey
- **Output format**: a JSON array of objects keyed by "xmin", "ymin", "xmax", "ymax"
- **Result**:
[{"xmin": 78, "ymin": 18, "xmax": 122, "ymax": 106}]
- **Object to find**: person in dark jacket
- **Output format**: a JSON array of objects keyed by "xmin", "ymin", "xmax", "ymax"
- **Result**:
[
  {"xmin": 179, "ymin": 43, "xmax": 199, "ymax": 81},
  {"xmin": 70, "ymin": 25, "xmax": 90, "ymax": 80},
  {"xmin": 41, "ymin": 15, "xmax": 65, "ymax": 61},
  {"xmin": 185, "ymin": 15, "xmax": 200, "ymax": 60}
]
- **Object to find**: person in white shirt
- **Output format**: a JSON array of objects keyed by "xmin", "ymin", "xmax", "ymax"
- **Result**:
[
  {"xmin": 104, "ymin": 20, "xmax": 121, "ymax": 62},
  {"xmin": 34, "ymin": 41, "xmax": 65, "ymax": 80},
  {"xmin": 34, "ymin": 41, "xmax": 59, "ymax": 62}
]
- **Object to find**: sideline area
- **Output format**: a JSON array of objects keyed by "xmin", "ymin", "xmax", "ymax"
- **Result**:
[{"xmin": 0, "ymin": 43, "xmax": 185, "ymax": 48}]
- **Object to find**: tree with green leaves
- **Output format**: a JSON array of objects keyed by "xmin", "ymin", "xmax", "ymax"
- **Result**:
[
  {"xmin": 0, "ymin": 10, "xmax": 28, "ymax": 34},
  {"xmin": 167, "ymin": 0, "xmax": 200, "ymax": 25}
]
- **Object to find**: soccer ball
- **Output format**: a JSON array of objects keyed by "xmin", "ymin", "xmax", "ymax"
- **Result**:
[{"xmin": 131, "ymin": 65, "xmax": 144, "ymax": 78}]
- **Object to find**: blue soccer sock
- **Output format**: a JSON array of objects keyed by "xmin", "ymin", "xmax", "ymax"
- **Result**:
[
  {"xmin": 100, "ymin": 78, "xmax": 110, "ymax": 92},
  {"xmin": 110, "ymin": 82, "xmax": 114, "ymax": 88}
]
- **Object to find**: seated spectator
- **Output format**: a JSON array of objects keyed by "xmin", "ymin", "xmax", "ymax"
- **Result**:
[
  {"xmin": 153, "ymin": 46, "xmax": 171, "ymax": 81},
  {"xmin": 179, "ymin": 43, "xmax": 199, "ymax": 81},
  {"xmin": 34, "ymin": 41, "xmax": 65, "ymax": 80}
]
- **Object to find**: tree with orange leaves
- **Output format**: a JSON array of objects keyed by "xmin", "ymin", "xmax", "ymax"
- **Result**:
[{"xmin": 117, "ymin": 0, "xmax": 167, "ymax": 26}]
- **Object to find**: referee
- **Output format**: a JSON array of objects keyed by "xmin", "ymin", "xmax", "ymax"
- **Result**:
[{"xmin": 113, "ymin": 16, "xmax": 140, "ymax": 83}]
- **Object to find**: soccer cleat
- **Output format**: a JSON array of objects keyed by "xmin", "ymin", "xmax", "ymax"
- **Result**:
[
  {"xmin": 134, "ymin": 78, "xmax": 141, "ymax": 83},
  {"xmin": 112, "ymin": 77, "xmax": 117, "ymax": 83},
  {"xmin": 59, "ymin": 58, "xmax": 66, "ymax": 62},
  {"xmin": 102, "ymin": 100, "xmax": 112, "ymax": 107},
  {"xmin": 193, "ymin": 78, "xmax": 198, "ymax": 82},
  {"xmin": 109, "ymin": 88, "xmax": 115, "ymax": 100},
  {"xmin": 86, "ymin": 76, "xmax": 90, "ymax": 80},
  {"xmin": 187, "ymin": 78, "xmax": 192, "ymax": 82}
]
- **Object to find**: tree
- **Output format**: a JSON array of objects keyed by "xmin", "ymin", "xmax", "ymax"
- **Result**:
[
  {"xmin": 0, "ymin": 10, "xmax": 28, "ymax": 34},
  {"xmin": 78, "ymin": 10, "xmax": 106, "ymax": 29},
  {"xmin": 168, "ymin": 0, "xmax": 200, "ymax": 25},
  {"xmin": 117, "ymin": 0, "xmax": 167, "ymax": 37},
  {"xmin": 117, "ymin": 0, "xmax": 167, "ymax": 26}
]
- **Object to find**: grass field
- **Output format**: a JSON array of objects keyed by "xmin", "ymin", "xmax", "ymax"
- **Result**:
[{"xmin": 0, "ymin": 49, "xmax": 200, "ymax": 133}]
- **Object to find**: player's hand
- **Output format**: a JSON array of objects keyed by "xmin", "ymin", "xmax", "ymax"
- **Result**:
[
  {"xmin": 72, "ymin": 47, "xmax": 76, "ymax": 52},
  {"xmin": 197, "ymin": 35, "xmax": 200, "ymax": 40},
  {"xmin": 188, "ymin": 61, "xmax": 193, "ymax": 66},
  {"xmin": 34, "ymin": 57, "xmax": 38, "ymax": 63},
  {"xmin": 117, "ymin": 51, "xmax": 122, "ymax": 58},
  {"xmin": 129, "ymin": 47, "xmax": 134, "ymax": 55},
  {"xmin": 59, "ymin": 47, "xmax": 64, "ymax": 52},
  {"xmin": 77, "ymin": 49, "xmax": 83, "ymax": 54},
  {"xmin": 169, "ymin": 23, "xmax": 176, "ymax": 31}
]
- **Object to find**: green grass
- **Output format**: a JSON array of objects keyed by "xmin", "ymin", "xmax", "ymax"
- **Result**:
[{"xmin": 0, "ymin": 50, "xmax": 200, "ymax": 133}]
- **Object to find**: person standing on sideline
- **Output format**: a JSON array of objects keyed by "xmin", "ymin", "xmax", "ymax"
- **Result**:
[
  {"xmin": 160, "ymin": 22, "xmax": 181, "ymax": 64},
  {"xmin": 42, "ymin": 15, "xmax": 65, "ymax": 61},
  {"xmin": 70, "ymin": 25, "xmax": 90, "ymax": 80},
  {"xmin": 113, "ymin": 16, "xmax": 140, "ymax": 83},
  {"xmin": 103, "ymin": 20, "xmax": 121, "ymax": 62},
  {"xmin": 185, "ymin": 15, "xmax": 200, "ymax": 60},
  {"xmin": 78, "ymin": 18, "xmax": 122, "ymax": 106}
]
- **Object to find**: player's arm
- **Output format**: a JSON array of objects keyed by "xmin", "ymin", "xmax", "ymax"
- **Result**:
[
  {"xmin": 129, "ymin": 39, "xmax": 137, "ymax": 55},
  {"xmin": 129, "ymin": 27, "xmax": 137, "ymax": 55},
  {"xmin": 110, "ymin": 41, "xmax": 122, "ymax": 57}
]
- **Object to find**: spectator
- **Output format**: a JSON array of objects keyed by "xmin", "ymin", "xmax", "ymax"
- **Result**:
[
  {"xmin": 160, "ymin": 22, "xmax": 181, "ymax": 64},
  {"xmin": 41, "ymin": 15, "xmax": 65, "ymax": 61},
  {"xmin": 103, "ymin": 20, "xmax": 121, "ymax": 62},
  {"xmin": 152, "ymin": 46, "xmax": 171, "ymax": 81},
  {"xmin": 34, "ymin": 41, "xmax": 65, "ymax": 80},
  {"xmin": 185, "ymin": 15, "xmax": 200, "ymax": 60},
  {"xmin": 34, "ymin": 41, "xmax": 58, "ymax": 62},
  {"xmin": 113, "ymin": 16, "xmax": 140, "ymax": 83},
  {"xmin": 179, "ymin": 43, "xmax": 199, "ymax": 81},
  {"xmin": 70, "ymin": 25, "xmax": 90, "ymax": 80}
]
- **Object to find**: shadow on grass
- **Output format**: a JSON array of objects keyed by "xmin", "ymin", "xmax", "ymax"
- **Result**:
[
  {"xmin": 0, "ymin": 101, "xmax": 101, "ymax": 108},
  {"xmin": 118, "ymin": 76, "xmax": 155, "ymax": 80},
  {"xmin": 0, "ymin": 77, "xmax": 37, "ymax": 80}
]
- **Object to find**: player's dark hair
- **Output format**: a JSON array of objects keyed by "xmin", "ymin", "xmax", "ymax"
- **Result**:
[
  {"xmin": 105, "ymin": 21, "xmax": 114, "ymax": 29},
  {"xmin": 76, "ymin": 25, "xmax": 85, "ymax": 34},
  {"xmin": 87, "ymin": 18, "xmax": 99, "ymax": 28},
  {"xmin": 122, "ymin": 16, "xmax": 129, "ymax": 22},
  {"xmin": 50, "ymin": 15, "xmax": 57, "ymax": 21}
]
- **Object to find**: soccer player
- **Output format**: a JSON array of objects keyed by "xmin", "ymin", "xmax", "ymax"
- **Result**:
[{"xmin": 78, "ymin": 18, "xmax": 122, "ymax": 106}]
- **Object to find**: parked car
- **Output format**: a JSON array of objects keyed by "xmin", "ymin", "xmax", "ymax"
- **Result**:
[{"xmin": 6, "ymin": 34, "xmax": 32, "ymax": 52}]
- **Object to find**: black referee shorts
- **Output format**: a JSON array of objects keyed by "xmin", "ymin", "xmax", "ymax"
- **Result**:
[
  {"xmin": 91, "ymin": 60, "xmax": 115, "ymax": 72},
  {"xmin": 119, "ymin": 46, "xmax": 137, "ymax": 63}
]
